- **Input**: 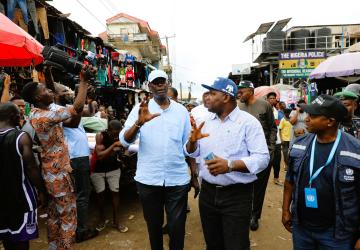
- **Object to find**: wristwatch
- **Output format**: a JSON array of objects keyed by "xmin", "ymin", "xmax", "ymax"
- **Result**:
[{"xmin": 227, "ymin": 160, "xmax": 235, "ymax": 172}]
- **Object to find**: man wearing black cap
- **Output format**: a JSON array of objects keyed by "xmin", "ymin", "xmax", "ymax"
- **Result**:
[
  {"xmin": 186, "ymin": 77, "xmax": 269, "ymax": 250},
  {"xmin": 334, "ymin": 90, "xmax": 360, "ymax": 139},
  {"xmin": 282, "ymin": 95, "xmax": 360, "ymax": 249},
  {"xmin": 237, "ymin": 80, "xmax": 277, "ymax": 230}
]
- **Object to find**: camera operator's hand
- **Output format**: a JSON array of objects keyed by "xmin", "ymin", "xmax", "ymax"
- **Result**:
[
  {"xmin": 3, "ymin": 74, "xmax": 11, "ymax": 88},
  {"xmin": 1, "ymin": 74, "xmax": 11, "ymax": 103},
  {"xmin": 80, "ymin": 65, "xmax": 97, "ymax": 82},
  {"xmin": 44, "ymin": 66, "xmax": 55, "ymax": 92}
]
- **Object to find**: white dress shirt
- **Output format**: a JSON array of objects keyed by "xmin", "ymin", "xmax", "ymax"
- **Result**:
[{"xmin": 185, "ymin": 106, "xmax": 270, "ymax": 185}]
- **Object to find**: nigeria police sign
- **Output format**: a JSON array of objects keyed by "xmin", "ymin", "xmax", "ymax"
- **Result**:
[{"xmin": 279, "ymin": 51, "xmax": 326, "ymax": 78}]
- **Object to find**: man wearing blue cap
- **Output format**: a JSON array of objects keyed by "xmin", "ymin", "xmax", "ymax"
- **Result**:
[
  {"xmin": 120, "ymin": 70, "xmax": 193, "ymax": 250},
  {"xmin": 185, "ymin": 77, "xmax": 270, "ymax": 250}
]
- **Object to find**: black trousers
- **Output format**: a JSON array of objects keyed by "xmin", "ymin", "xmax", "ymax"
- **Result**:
[
  {"xmin": 272, "ymin": 144, "xmax": 282, "ymax": 179},
  {"xmin": 199, "ymin": 180, "xmax": 252, "ymax": 250},
  {"xmin": 251, "ymin": 163, "xmax": 271, "ymax": 220},
  {"xmin": 281, "ymin": 141, "xmax": 290, "ymax": 167},
  {"xmin": 136, "ymin": 182, "xmax": 188, "ymax": 250},
  {"xmin": 70, "ymin": 156, "xmax": 91, "ymax": 234}
]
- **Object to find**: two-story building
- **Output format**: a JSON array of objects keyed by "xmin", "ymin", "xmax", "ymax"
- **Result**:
[
  {"xmin": 244, "ymin": 18, "xmax": 360, "ymax": 86},
  {"xmin": 99, "ymin": 13, "xmax": 171, "ymax": 78}
]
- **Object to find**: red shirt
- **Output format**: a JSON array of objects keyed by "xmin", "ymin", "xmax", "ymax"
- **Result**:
[{"xmin": 125, "ymin": 70, "xmax": 135, "ymax": 80}]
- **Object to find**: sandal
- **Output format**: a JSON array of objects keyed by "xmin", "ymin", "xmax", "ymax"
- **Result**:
[{"xmin": 112, "ymin": 223, "xmax": 128, "ymax": 233}]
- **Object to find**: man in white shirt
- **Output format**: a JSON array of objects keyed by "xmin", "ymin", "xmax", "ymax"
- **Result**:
[{"xmin": 185, "ymin": 77, "xmax": 269, "ymax": 250}]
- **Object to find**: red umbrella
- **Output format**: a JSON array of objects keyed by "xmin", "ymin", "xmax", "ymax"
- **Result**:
[{"xmin": 0, "ymin": 13, "xmax": 43, "ymax": 67}]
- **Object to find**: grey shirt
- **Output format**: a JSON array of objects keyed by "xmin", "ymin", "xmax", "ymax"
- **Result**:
[
  {"xmin": 238, "ymin": 98, "xmax": 277, "ymax": 152},
  {"xmin": 289, "ymin": 110, "xmax": 308, "ymax": 142}
]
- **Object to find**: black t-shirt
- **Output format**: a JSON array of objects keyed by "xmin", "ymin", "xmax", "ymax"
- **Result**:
[
  {"xmin": 298, "ymin": 140, "xmax": 335, "ymax": 231},
  {"xmin": 94, "ymin": 131, "xmax": 121, "ymax": 173}
]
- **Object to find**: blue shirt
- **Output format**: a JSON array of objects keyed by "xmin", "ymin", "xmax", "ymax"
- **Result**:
[
  {"xmin": 119, "ymin": 99, "xmax": 191, "ymax": 186},
  {"xmin": 185, "ymin": 106, "xmax": 269, "ymax": 186},
  {"xmin": 64, "ymin": 122, "xmax": 90, "ymax": 159}
]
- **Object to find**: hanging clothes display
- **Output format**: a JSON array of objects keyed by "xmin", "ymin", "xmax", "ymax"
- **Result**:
[
  {"xmin": 7, "ymin": 0, "xmax": 29, "ymax": 24},
  {"xmin": 12, "ymin": 8, "xmax": 28, "ymax": 31},
  {"xmin": 0, "ymin": 1, "xmax": 5, "ymax": 14},
  {"xmin": 26, "ymin": 0, "xmax": 39, "ymax": 35},
  {"xmin": 96, "ymin": 65, "xmax": 107, "ymax": 85},
  {"xmin": 306, "ymin": 82, "xmax": 318, "ymax": 103}
]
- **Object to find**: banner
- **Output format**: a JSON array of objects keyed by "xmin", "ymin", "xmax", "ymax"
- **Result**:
[{"xmin": 279, "ymin": 51, "xmax": 326, "ymax": 78}]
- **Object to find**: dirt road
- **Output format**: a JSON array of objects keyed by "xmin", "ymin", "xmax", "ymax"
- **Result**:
[{"xmin": 30, "ymin": 169, "xmax": 292, "ymax": 250}]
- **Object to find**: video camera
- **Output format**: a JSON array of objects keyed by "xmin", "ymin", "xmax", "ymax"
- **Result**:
[{"xmin": 41, "ymin": 45, "xmax": 98, "ymax": 86}]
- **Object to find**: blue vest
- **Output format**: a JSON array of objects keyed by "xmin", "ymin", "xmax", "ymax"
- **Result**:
[{"xmin": 289, "ymin": 131, "xmax": 360, "ymax": 240}]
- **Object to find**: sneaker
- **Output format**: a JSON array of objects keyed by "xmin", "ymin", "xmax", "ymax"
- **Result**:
[
  {"xmin": 96, "ymin": 219, "xmax": 109, "ymax": 232},
  {"xmin": 112, "ymin": 223, "xmax": 129, "ymax": 233}
]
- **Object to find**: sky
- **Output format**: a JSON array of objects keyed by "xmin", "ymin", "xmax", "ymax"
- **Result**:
[{"xmin": 50, "ymin": 0, "xmax": 360, "ymax": 99}]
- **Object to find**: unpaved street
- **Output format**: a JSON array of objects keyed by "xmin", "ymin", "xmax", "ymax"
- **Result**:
[{"xmin": 31, "ymin": 169, "xmax": 292, "ymax": 250}]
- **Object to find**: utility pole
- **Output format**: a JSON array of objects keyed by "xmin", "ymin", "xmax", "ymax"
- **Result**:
[
  {"xmin": 187, "ymin": 81, "xmax": 195, "ymax": 101},
  {"xmin": 179, "ymin": 82, "xmax": 183, "ymax": 101},
  {"xmin": 165, "ymin": 36, "xmax": 170, "ymax": 67},
  {"xmin": 160, "ymin": 34, "xmax": 176, "ymax": 67}
]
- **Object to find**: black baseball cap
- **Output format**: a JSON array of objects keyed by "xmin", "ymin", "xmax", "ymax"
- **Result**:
[{"xmin": 299, "ymin": 94, "xmax": 348, "ymax": 122}]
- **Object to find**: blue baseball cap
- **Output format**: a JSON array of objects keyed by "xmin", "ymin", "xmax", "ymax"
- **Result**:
[{"xmin": 201, "ymin": 77, "xmax": 238, "ymax": 97}]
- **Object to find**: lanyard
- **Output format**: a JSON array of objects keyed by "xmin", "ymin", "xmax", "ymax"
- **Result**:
[{"xmin": 309, "ymin": 130, "xmax": 341, "ymax": 187}]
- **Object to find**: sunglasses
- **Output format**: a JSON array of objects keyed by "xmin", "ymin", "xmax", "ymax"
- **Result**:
[{"xmin": 150, "ymin": 78, "xmax": 167, "ymax": 85}]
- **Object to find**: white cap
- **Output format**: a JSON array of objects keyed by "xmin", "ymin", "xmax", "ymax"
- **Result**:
[{"xmin": 148, "ymin": 70, "xmax": 168, "ymax": 83}]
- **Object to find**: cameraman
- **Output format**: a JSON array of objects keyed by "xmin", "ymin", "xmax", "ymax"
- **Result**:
[
  {"xmin": 91, "ymin": 120, "xmax": 128, "ymax": 233},
  {"xmin": 21, "ymin": 65, "xmax": 95, "ymax": 249}
]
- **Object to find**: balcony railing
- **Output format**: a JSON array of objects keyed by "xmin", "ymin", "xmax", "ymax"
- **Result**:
[
  {"xmin": 253, "ymin": 35, "xmax": 352, "ymax": 61},
  {"xmin": 108, "ymin": 33, "xmax": 149, "ymax": 43}
]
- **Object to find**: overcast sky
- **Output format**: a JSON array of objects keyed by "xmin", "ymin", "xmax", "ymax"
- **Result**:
[{"xmin": 50, "ymin": 0, "xmax": 360, "ymax": 99}]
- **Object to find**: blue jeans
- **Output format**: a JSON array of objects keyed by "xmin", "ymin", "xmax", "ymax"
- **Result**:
[
  {"xmin": 7, "ymin": 0, "xmax": 29, "ymax": 23},
  {"xmin": 293, "ymin": 224, "xmax": 354, "ymax": 250},
  {"xmin": 26, "ymin": 0, "xmax": 39, "ymax": 34}
]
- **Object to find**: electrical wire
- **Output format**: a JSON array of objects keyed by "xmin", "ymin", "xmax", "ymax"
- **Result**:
[
  {"xmin": 100, "ymin": 1, "xmax": 116, "ymax": 15},
  {"xmin": 104, "ymin": 0, "xmax": 120, "ymax": 14},
  {"xmin": 74, "ymin": 0, "xmax": 108, "ymax": 30},
  {"xmin": 73, "ymin": 0, "xmax": 116, "ymax": 35}
]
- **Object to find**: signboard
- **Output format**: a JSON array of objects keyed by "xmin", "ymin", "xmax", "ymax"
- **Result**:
[
  {"xmin": 133, "ymin": 33, "xmax": 148, "ymax": 42},
  {"xmin": 232, "ymin": 63, "xmax": 251, "ymax": 75},
  {"xmin": 279, "ymin": 51, "xmax": 326, "ymax": 78}
]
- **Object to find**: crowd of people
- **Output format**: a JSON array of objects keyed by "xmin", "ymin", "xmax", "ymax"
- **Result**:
[{"xmin": 0, "ymin": 65, "xmax": 360, "ymax": 250}]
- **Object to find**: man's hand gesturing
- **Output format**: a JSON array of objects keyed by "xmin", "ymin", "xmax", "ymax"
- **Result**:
[
  {"xmin": 136, "ymin": 98, "xmax": 160, "ymax": 126},
  {"xmin": 189, "ymin": 116, "xmax": 209, "ymax": 143}
]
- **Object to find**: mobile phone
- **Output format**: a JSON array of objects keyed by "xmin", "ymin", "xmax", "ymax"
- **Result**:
[{"xmin": 204, "ymin": 152, "xmax": 215, "ymax": 161}]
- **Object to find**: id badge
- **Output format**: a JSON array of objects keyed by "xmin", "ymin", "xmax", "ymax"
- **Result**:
[{"xmin": 304, "ymin": 188, "xmax": 318, "ymax": 208}]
